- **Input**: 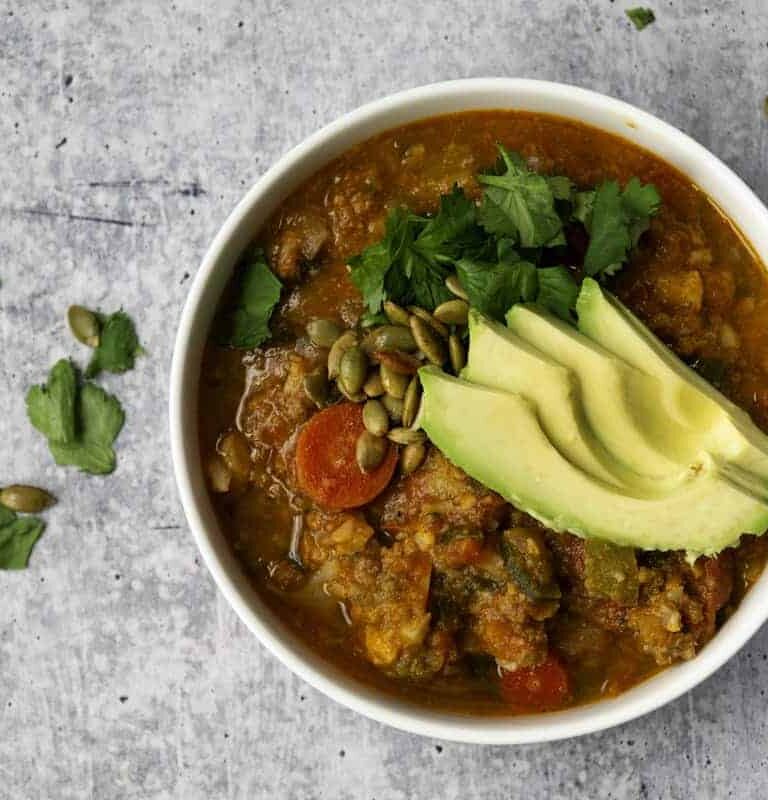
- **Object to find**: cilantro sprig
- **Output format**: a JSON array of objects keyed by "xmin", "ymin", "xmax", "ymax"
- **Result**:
[
  {"xmin": 86, "ymin": 311, "xmax": 143, "ymax": 377},
  {"xmin": 626, "ymin": 7, "xmax": 655, "ymax": 31},
  {"xmin": 0, "ymin": 505, "xmax": 44, "ymax": 570}
]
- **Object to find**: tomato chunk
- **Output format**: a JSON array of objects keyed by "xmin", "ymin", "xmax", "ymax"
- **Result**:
[
  {"xmin": 499, "ymin": 653, "xmax": 572, "ymax": 712},
  {"xmin": 295, "ymin": 402, "xmax": 398, "ymax": 510}
]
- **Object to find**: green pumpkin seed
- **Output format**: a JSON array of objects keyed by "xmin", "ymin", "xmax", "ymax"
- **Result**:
[
  {"xmin": 400, "ymin": 442, "xmax": 426, "ymax": 475},
  {"xmin": 409, "ymin": 316, "xmax": 447, "ymax": 366},
  {"xmin": 380, "ymin": 363, "xmax": 409, "ymax": 399},
  {"xmin": 382, "ymin": 393, "xmax": 404, "ymax": 423},
  {"xmin": 434, "ymin": 299, "xmax": 469, "ymax": 326},
  {"xmin": 303, "ymin": 369, "xmax": 329, "ymax": 408},
  {"xmin": 0, "ymin": 484, "xmax": 55, "ymax": 513},
  {"xmin": 339, "ymin": 346, "xmax": 368, "ymax": 395},
  {"xmin": 388, "ymin": 427, "xmax": 426, "ymax": 446},
  {"xmin": 362, "ymin": 399, "xmax": 389, "ymax": 437},
  {"xmin": 445, "ymin": 274, "xmax": 469, "ymax": 301},
  {"xmin": 402, "ymin": 377, "xmax": 421, "ymax": 428},
  {"xmin": 362, "ymin": 325, "xmax": 418, "ymax": 353},
  {"xmin": 356, "ymin": 431, "xmax": 388, "ymax": 473},
  {"xmin": 408, "ymin": 306, "xmax": 449, "ymax": 338},
  {"xmin": 449, "ymin": 333, "xmax": 466, "ymax": 374},
  {"xmin": 327, "ymin": 330, "xmax": 358, "ymax": 379},
  {"xmin": 383, "ymin": 300, "xmax": 411, "ymax": 327},
  {"xmin": 306, "ymin": 318, "xmax": 341, "ymax": 348},
  {"xmin": 363, "ymin": 370, "xmax": 384, "ymax": 397},
  {"xmin": 337, "ymin": 377, "xmax": 366, "ymax": 403},
  {"xmin": 67, "ymin": 305, "xmax": 100, "ymax": 348}
]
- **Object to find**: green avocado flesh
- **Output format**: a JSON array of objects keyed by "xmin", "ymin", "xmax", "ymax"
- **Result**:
[{"xmin": 417, "ymin": 281, "xmax": 768, "ymax": 556}]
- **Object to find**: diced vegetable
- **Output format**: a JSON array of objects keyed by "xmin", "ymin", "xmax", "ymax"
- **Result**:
[
  {"xmin": 499, "ymin": 653, "xmax": 572, "ymax": 711},
  {"xmin": 583, "ymin": 539, "xmax": 639, "ymax": 604},
  {"xmin": 500, "ymin": 527, "xmax": 561, "ymax": 601}
]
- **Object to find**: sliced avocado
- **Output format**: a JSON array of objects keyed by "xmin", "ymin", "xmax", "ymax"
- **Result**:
[
  {"xmin": 576, "ymin": 278, "xmax": 768, "ymax": 501},
  {"xmin": 418, "ymin": 366, "xmax": 768, "ymax": 557},
  {"xmin": 505, "ymin": 304, "xmax": 706, "ymax": 478}
]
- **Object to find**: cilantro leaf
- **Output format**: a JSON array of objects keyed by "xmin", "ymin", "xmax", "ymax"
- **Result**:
[
  {"xmin": 86, "ymin": 310, "xmax": 142, "ymax": 377},
  {"xmin": 49, "ymin": 382, "xmax": 125, "ymax": 474},
  {"xmin": 26, "ymin": 358, "xmax": 77, "ymax": 444},
  {"xmin": 582, "ymin": 179, "xmax": 661, "ymax": 278},
  {"xmin": 0, "ymin": 513, "xmax": 45, "ymax": 570},
  {"xmin": 414, "ymin": 187, "xmax": 482, "ymax": 258},
  {"xmin": 626, "ymin": 7, "xmax": 655, "ymax": 30},
  {"xmin": 219, "ymin": 250, "xmax": 283, "ymax": 348},
  {"xmin": 477, "ymin": 146, "xmax": 566, "ymax": 248},
  {"xmin": 535, "ymin": 266, "xmax": 580, "ymax": 321}
]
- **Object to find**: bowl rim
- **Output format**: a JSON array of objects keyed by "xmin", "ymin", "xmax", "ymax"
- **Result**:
[{"xmin": 170, "ymin": 77, "xmax": 768, "ymax": 745}]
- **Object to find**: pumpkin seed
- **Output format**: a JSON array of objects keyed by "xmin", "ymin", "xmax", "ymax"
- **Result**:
[
  {"xmin": 362, "ymin": 399, "xmax": 389, "ymax": 437},
  {"xmin": 67, "ymin": 305, "xmax": 100, "ymax": 348},
  {"xmin": 380, "ymin": 363, "xmax": 409, "ymax": 399},
  {"xmin": 402, "ymin": 377, "xmax": 421, "ymax": 428},
  {"xmin": 356, "ymin": 431, "xmax": 388, "ymax": 473},
  {"xmin": 306, "ymin": 318, "xmax": 341, "ymax": 348},
  {"xmin": 409, "ymin": 316, "xmax": 447, "ymax": 366},
  {"xmin": 339, "ymin": 346, "xmax": 368, "ymax": 395},
  {"xmin": 0, "ymin": 484, "xmax": 55, "ymax": 514},
  {"xmin": 388, "ymin": 427, "xmax": 426, "ymax": 446},
  {"xmin": 327, "ymin": 330, "xmax": 357, "ymax": 379},
  {"xmin": 400, "ymin": 442, "xmax": 426, "ymax": 475},
  {"xmin": 449, "ymin": 333, "xmax": 466, "ymax": 374},
  {"xmin": 363, "ymin": 370, "xmax": 384, "ymax": 397},
  {"xmin": 382, "ymin": 393, "xmax": 404, "ymax": 423},
  {"xmin": 408, "ymin": 306, "xmax": 449, "ymax": 338},
  {"xmin": 362, "ymin": 325, "xmax": 418, "ymax": 353},
  {"xmin": 434, "ymin": 299, "xmax": 469, "ymax": 326},
  {"xmin": 303, "ymin": 369, "xmax": 329, "ymax": 408},
  {"xmin": 336, "ymin": 376, "xmax": 366, "ymax": 403},
  {"xmin": 206, "ymin": 455, "xmax": 231, "ymax": 493},
  {"xmin": 383, "ymin": 300, "xmax": 411, "ymax": 327},
  {"xmin": 445, "ymin": 274, "xmax": 469, "ymax": 301},
  {"xmin": 372, "ymin": 350, "xmax": 420, "ymax": 375}
]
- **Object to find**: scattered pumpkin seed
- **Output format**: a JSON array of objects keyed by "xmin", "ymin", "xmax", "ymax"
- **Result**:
[
  {"xmin": 303, "ymin": 369, "xmax": 329, "ymax": 408},
  {"xmin": 382, "ymin": 393, "xmax": 404, "ymax": 423},
  {"xmin": 383, "ymin": 300, "xmax": 411, "ymax": 327},
  {"xmin": 388, "ymin": 427, "xmax": 426, "ymax": 446},
  {"xmin": 306, "ymin": 318, "xmax": 341, "ymax": 348},
  {"xmin": 372, "ymin": 350, "xmax": 420, "ymax": 375},
  {"xmin": 339, "ymin": 346, "xmax": 368, "ymax": 395},
  {"xmin": 362, "ymin": 399, "xmax": 389, "ymax": 437},
  {"xmin": 410, "ymin": 316, "xmax": 447, "ymax": 366},
  {"xmin": 327, "ymin": 330, "xmax": 358, "ymax": 379},
  {"xmin": 445, "ymin": 274, "xmax": 469, "ymax": 301},
  {"xmin": 402, "ymin": 376, "xmax": 422, "ymax": 428},
  {"xmin": 380, "ymin": 363, "xmax": 409, "ymax": 399},
  {"xmin": 336, "ymin": 376, "xmax": 367, "ymax": 403},
  {"xmin": 434, "ymin": 299, "xmax": 469, "ymax": 326},
  {"xmin": 408, "ymin": 306, "xmax": 449, "ymax": 338},
  {"xmin": 449, "ymin": 333, "xmax": 466, "ymax": 374},
  {"xmin": 362, "ymin": 325, "xmax": 418, "ymax": 353},
  {"xmin": 363, "ymin": 370, "xmax": 385, "ymax": 397},
  {"xmin": 400, "ymin": 442, "xmax": 426, "ymax": 475},
  {"xmin": 0, "ymin": 484, "xmax": 56, "ymax": 513},
  {"xmin": 356, "ymin": 431, "xmax": 388, "ymax": 473},
  {"xmin": 67, "ymin": 305, "xmax": 100, "ymax": 348}
]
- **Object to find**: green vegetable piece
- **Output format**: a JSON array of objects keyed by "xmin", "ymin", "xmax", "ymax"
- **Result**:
[
  {"xmin": 535, "ymin": 266, "xmax": 579, "ymax": 321},
  {"xmin": 86, "ymin": 310, "xmax": 142, "ymax": 377},
  {"xmin": 218, "ymin": 250, "xmax": 283, "ymax": 348},
  {"xmin": 500, "ymin": 528, "xmax": 561, "ymax": 602},
  {"xmin": 26, "ymin": 358, "xmax": 77, "ymax": 445},
  {"xmin": 0, "ymin": 511, "xmax": 45, "ymax": 570},
  {"xmin": 477, "ymin": 146, "xmax": 566, "ymax": 248},
  {"xmin": 583, "ymin": 539, "xmax": 639, "ymax": 604},
  {"xmin": 626, "ymin": 7, "xmax": 655, "ymax": 31},
  {"xmin": 49, "ymin": 382, "xmax": 125, "ymax": 474}
]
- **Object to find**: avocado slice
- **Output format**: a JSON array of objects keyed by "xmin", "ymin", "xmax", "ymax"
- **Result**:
[
  {"xmin": 462, "ymin": 311, "xmax": 683, "ymax": 495},
  {"xmin": 576, "ymin": 278, "xmax": 768, "ymax": 501},
  {"xmin": 418, "ymin": 366, "xmax": 768, "ymax": 556}
]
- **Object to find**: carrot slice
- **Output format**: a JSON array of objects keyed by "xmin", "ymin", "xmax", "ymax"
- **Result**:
[
  {"xmin": 499, "ymin": 653, "xmax": 572, "ymax": 712},
  {"xmin": 295, "ymin": 402, "xmax": 398, "ymax": 510}
]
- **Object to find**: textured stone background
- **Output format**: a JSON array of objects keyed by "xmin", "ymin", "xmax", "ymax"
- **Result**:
[{"xmin": 2, "ymin": 1, "xmax": 768, "ymax": 798}]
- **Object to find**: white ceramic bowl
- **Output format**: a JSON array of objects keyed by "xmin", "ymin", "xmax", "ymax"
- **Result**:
[{"xmin": 170, "ymin": 78, "xmax": 768, "ymax": 744}]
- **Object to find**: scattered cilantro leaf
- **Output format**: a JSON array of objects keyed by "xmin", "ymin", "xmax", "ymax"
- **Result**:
[
  {"xmin": 26, "ymin": 358, "xmax": 77, "ymax": 445},
  {"xmin": 218, "ymin": 250, "xmax": 283, "ymax": 348},
  {"xmin": 572, "ymin": 190, "xmax": 595, "ymax": 226},
  {"xmin": 626, "ymin": 7, "xmax": 655, "ymax": 30},
  {"xmin": 582, "ymin": 179, "xmax": 661, "ymax": 278},
  {"xmin": 0, "ymin": 511, "xmax": 45, "ymax": 570},
  {"xmin": 477, "ymin": 146, "xmax": 566, "ymax": 248},
  {"xmin": 86, "ymin": 310, "xmax": 142, "ymax": 377},
  {"xmin": 414, "ymin": 187, "xmax": 483, "ymax": 258},
  {"xmin": 535, "ymin": 266, "xmax": 580, "ymax": 321}
]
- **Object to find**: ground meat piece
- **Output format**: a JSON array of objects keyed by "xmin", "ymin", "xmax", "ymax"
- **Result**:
[
  {"xmin": 654, "ymin": 270, "xmax": 704, "ymax": 313},
  {"xmin": 702, "ymin": 269, "xmax": 736, "ymax": 314},
  {"xmin": 325, "ymin": 165, "xmax": 385, "ymax": 256},
  {"xmin": 300, "ymin": 509, "xmax": 374, "ymax": 569},
  {"xmin": 269, "ymin": 213, "xmax": 329, "ymax": 283}
]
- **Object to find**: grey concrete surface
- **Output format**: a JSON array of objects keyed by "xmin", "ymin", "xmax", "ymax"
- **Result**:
[{"xmin": 2, "ymin": 1, "xmax": 768, "ymax": 797}]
